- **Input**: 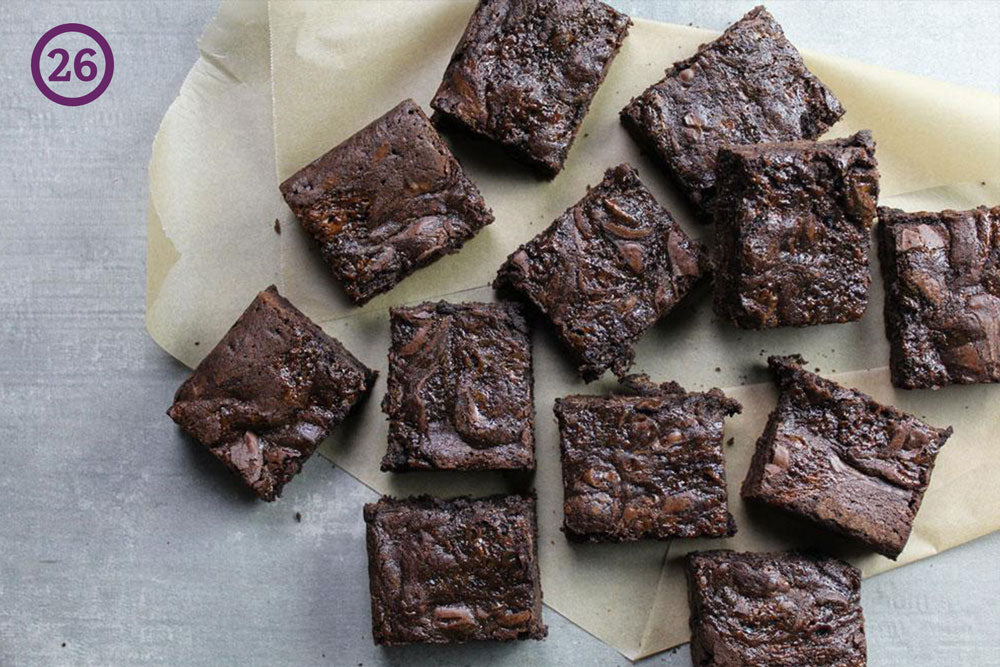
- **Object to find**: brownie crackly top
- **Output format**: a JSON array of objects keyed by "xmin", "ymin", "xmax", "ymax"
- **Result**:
[
  {"xmin": 620, "ymin": 5, "xmax": 844, "ymax": 210},
  {"xmin": 167, "ymin": 286, "xmax": 377, "ymax": 501},
  {"xmin": 878, "ymin": 205, "xmax": 1000, "ymax": 389},
  {"xmin": 364, "ymin": 494, "xmax": 547, "ymax": 645},
  {"xmin": 556, "ymin": 375, "xmax": 741, "ymax": 542},
  {"xmin": 712, "ymin": 131, "xmax": 880, "ymax": 329},
  {"xmin": 279, "ymin": 99, "xmax": 493, "ymax": 305},
  {"xmin": 431, "ymin": 0, "xmax": 631, "ymax": 176},
  {"xmin": 742, "ymin": 356, "xmax": 951, "ymax": 559},
  {"xmin": 686, "ymin": 551, "xmax": 866, "ymax": 667},
  {"xmin": 495, "ymin": 163, "xmax": 708, "ymax": 381},
  {"xmin": 381, "ymin": 301, "xmax": 535, "ymax": 471}
]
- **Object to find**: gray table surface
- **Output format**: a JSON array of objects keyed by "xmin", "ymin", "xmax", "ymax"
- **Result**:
[{"xmin": 1, "ymin": 1, "xmax": 998, "ymax": 665}]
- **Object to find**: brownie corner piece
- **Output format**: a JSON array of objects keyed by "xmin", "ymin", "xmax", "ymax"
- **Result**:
[
  {"xmin": 712, "ymin": 131, "xmax": 880, "ymax": 329},
  {"xmin": 364, "ymin": 494, "xmax": 547, "ymax": 645},
  {"xmin": 620, "ymin": 5, "xmax": 844, "ymax": 209},
  {"xmin": 278, "ymin": 99, "xmax": 493, "ymax": 305},
  {"xmin": 167, "ymin": 286, "xmax": 377, "ymax": 501},
  {"xmin": 877, "ymin": 204, "xmax": 1000, "ymax": 389},
  {"xmin": 556, "ymin": 375, "xmax": 741, "ymax": 541},
  {"xmin": 685, "ymin": 550, "xmax": 866, "ymax": 666},
  {"xmin": 741, "ymin": 355, "xmax": 952, "ymax": 558},
  {"xmin": 495, "ymin": 163, "xmax": 708, "ymax": 381},
  {"xmin": 431, "ymin": 0, "xmax": 631, "ymax": 176},
  {"xmin": 380, "ymin": 300, "xmax": 535, "ymax": 472}
]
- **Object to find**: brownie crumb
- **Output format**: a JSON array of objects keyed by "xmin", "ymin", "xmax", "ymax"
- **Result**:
[
  {"xmin": 61, "ymin": 643, "xmax": 66, "ymax": 648},
  {"xmin": 194, "ymin": 341, "xmax": 199, "ymax": 346},
  {"xmin": 295, "ymin": 512, "xmax": 302, "ymax": 523},
  {"xmin": 714, "ymin": 367, "xmax": 721, "ymax": 372},
  {"xmin": 274, "ymin": 218, "xmax": 281, "ymax": 235},
  {"xmin": 726, "ymin": 437, "xmax": 734, "ymax": 447}
]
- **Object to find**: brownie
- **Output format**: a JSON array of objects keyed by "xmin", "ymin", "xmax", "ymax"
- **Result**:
[
  {"xmin": 878, "ymin": 205, "xmax": 1000, "ymax": 389},
  {"xmin": 431, "ymin": 0, "xmax": 631, "ymax": 177},
  {"xmin": 555, "ymin": 375, "xmax": 741, "ymax": 542},
  {"xmin": 686, "ymin": 551, "xmax": 866, "ymax": 667},
  {"xmin": 494, "ymin": 163, "xmax": 708, "ymax": 381},
  {"xmin": 742, "ymin": 356, "xmax": 952, "ymax": 559},
  {"xmin": 279, "ymin": 99, "xmax": 493, "ymax": 305},
  {"xmin": 620, "ymin": 5, "xmax": 845, "ymax": 210},
  {"xmin": 380, "ymin": 301, "xmax": 535, "ymax": 471},
  {"xmin": 712, "ymin": 131, "xmax": 880, "ymax": 329},
  {"xmin": 364, "ymin": 494, "xmax": 547, "ymax": 645},
  {"xmin": 167, "ymin": 286, "xmax": 377, "ymax": 501}
]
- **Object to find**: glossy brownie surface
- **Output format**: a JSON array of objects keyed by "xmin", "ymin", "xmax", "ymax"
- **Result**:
[
  {"xmin": 713, "ymin": 131, "xmax": 880, "ymax": 329},
  {"xmin": 556, "ymin": 375, "xmax": 740, "ymax": 541},
  {"xmin": 494, "ymin": 163, "xmax": 707, "ymax": 381},
  {"xmin": 279, "ymin": 99, "xmax": 493, "ymax": 305},
  {"xmin": 167, "ymin": 286, "xmax": 377, "ymax": 501},
  {"xmin": 431, "ymin": 0, "xmax": 630, "ymax": 176},
  {"xmin": 381, "ymin": 301, "xmax": 535, "ymax": 471},
  {"xmin": 878, "ymin": 205, "xmax": 1000, "ymax": 389},
  {"xmin": 620, "ymin": 5, "xmax": 844, "ymax": 209},
  {"xmin": 686, "ymin": 550, "xmax": 866, "ymax": 667},
  {"xmin": 364, "ymin": 494, "xmax": 547, "ymax": 645},
  {"xmin": 742, "ymin": 356, "xmax": 951, "ymax": 558}
]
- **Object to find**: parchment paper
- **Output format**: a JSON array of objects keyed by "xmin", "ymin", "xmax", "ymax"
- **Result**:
[{"xmin": 146, "ymin": 0, "xmax": 1000, "ymax": 660}]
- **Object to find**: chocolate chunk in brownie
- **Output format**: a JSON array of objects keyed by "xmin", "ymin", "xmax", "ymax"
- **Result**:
[
  {"xmin": 494, "ymin": 163, "xmax": 707, "ymax": 381},
  {"xmin": 279, "ymin": 99, "xmax": 493, "ymax": 305},
  {"xmin": 686, "ymin": 550, "xmax": 866, "ymax": 667},
  {"xmin": 381, "ymin": 301, "xmax": 535, "ymax": 471},
  {"xmin": 431, "ymin": 0, "xmax": 631, "ymax": 177},
  {"xmin": 167, "ymin": 286, "xmax": 377, "ymax": 501},
  {"xmin": 620, "ymin": 5, "xmax": 844, "ymax": 210},
  {"xmin": 742, "ymin": 356, "xmax": 952, "ymax": 559},
  {"xmin": 556, "ymin": 375, "xmax": 741, "ymax": 542},
  {"xmin": 364, "ymin": 494, "xmax": 547, "ymax": 645},
  {"xmin": 878, "ymin": 205, "xmax": 1000, "ymax": 389},
  {"xmin": 712, "ymin": 131, "xmax": 880, "ymax": 329}
]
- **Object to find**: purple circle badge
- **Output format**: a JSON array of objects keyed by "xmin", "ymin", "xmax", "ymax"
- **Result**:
[{"xmin": 31, "ymin": 23, "xmax": 114, "ymax": 107}]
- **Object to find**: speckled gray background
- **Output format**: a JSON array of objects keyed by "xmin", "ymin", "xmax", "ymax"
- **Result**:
[{"xmin": 0, "ymin": 1, "xmax": 997, "ymax": 665}]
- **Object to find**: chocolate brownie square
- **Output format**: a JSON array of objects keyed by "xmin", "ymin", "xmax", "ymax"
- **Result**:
[
  {"xmin": 380, "ymin": 301, "xmax": 535, "ymax": 471},
  {"xmin": 431, "ymin": 0, "xmax": 631, "ymax": 177},
  {"xmin": 686, "ymin": 551, "xmax": 866, "ymax": 667},
  {"xmin": 279, "ymin": 99, "xmax": 493, "ymax": 305},
  {"xmin": 364, "ymin": 494, "xmax": 547, "ymax": 645},
  {"xmin": 620, "ymin": 5, "xmax": 844, "ymax": 210},
  {"xmin": 494, "ymin": 163, "xmax": 708, "ymax": 381},
  {"xmin": 167, "ymin": 286, "xmax": 377, "ymax": 501},
  {"xmin": 712, "ymin": 132, "xmax": 880, "ymax": 329},
  {"xmin": 878, "ymin": 205, "xmax": 1000, "ymax": 389},
  {"xmin": 555, "ymin": 375, "xmax": 741, "ymax": 542},
  {"xmin": 742, "ymin": 356, "xmax": 952, "ymax": 559}
]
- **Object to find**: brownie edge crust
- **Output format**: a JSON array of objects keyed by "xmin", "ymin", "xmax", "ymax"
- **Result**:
[
  {"xmin": 167, "ymin": 286, "xmax": 377, "ymax": 501},
  {"xmin": 686, "ymin": 551, "xmax": 866, "ymax": 667},
  {"xmin": 364, "ymin": 494, "xmax": 547, "ymax": 645}
]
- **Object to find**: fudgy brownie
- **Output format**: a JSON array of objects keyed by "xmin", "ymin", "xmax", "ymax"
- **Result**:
[
  {"xmin": 167, "ymin": 286, "xmax": 377, "ymax": 501},
  {"xmin": 713, "ymin": 131, "xmax": 880, "ymax": 329},
  {"xmin": 494, "ymin": 163, "xmax": 707, "ymax": 381},
  {"xmin": 431, "ymin": 0, "xmax": 631, "ymax": 177},
  {"xmin": 364, "ymin": 494, "xmax": 547, "ymax": 645},
  {"xmin": 878, "ymin": 205, "xmax": 1000, "ymax": 389},
  {"xmin": 381, "ymin": 301, "xmax": 535, "ymax": 471},
  {"xmin": 555, "ymin": 375, "xmax": 741, "ymax": 542},
  {"xmin": 279, "ymin": 99, "xmax": 493, "ymax": 305},
  {"xmin": 686, "ymin": 550, "xmax": 866, "ymax": 667},
  {"xmin": 620, "ymin": 5, "xmax": 844, "ymax": 210},
  {"xmin": 742, "ymin": 356, "xmax": 952, "ymax": 559}
]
